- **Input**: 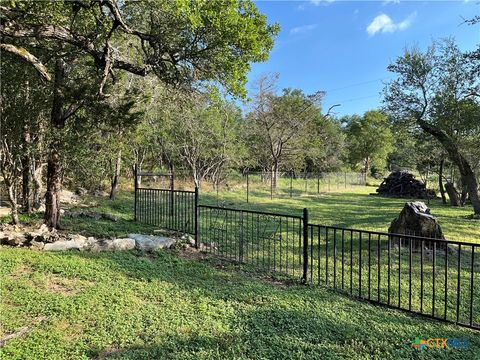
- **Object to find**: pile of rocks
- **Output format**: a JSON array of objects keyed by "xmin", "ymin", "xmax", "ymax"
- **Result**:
[
  {"xmin": 0, "ymin": 224, "xmax": 186, "ymax": 252},
  {"xmin": 377, "ymin": 171, "xmax": 436, "ymax": 199}
]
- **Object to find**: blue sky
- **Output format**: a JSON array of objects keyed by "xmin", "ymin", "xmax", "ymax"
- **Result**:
[{"xmin": 246, "ymin": 0, "xmax": 479, "ymax": 117}]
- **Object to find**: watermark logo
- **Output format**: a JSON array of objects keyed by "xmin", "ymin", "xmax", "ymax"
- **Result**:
[
  {"xmin": 412, "ymin": 337, "xmax": 469, "ymax": 350},
  {"xmin": 412, "ymin": 337, "xmax": 427, "ymax": 350}
]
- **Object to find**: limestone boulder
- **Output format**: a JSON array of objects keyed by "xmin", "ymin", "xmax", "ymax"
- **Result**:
[
  {"xmin": 389, "ymin": 202, "xmax": 445, "ymax": 249},
  {"xmin": 44, "ymin": 240, "xmax": 82, "ymax": 251},
  {"xmin": 128, "ymin": 234, "xmax": 177, "ymax": 251}
]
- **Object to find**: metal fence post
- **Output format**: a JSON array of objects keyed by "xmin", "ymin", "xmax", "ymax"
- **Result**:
[
  {"xmin": 195, "ymin": 186, "xmax": 199, "ymax": 249},
  {"xmin": 302, "ymin": 208, "xmax": 309, "ymax": 284},
  {"xmin": 290, "ymin": 171, "xmax": 293, "ymax": 198},
  {"xmin": 239, "ymin": 210, "xmax": 244, "ymax": 262},
  {"xmin": 317, "ymin": 173, "xmax": 320, "ymax": 194},
  {"xmin": 270, "ymin": 170, "xmax": 273, "ymax": 200},
  {"xmin": 134, "ymin": 163, "xmax": 138, "ymax": 221},
  {"xmin": 170, "ymin": 171, "xmax": 175, "ymax": 217},
  {"xmin": 246, "ymin": 172, "xmax": 249, "ymax": 203}
]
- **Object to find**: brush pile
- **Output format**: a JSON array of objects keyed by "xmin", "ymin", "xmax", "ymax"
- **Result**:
[{"xmin": 376, "ymin": 171, "xmax": 435, "ymax": 199}]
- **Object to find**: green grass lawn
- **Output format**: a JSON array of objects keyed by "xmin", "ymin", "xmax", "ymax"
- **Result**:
[
  {"xmin": 200, "ymin": 185, "xmax": 480, "ymax": 244},
  {"xmin": 1, "ymin": 247, "xmax": 479, "ymax": 360},
  {"xmin": 1, "ymin": 187, "xmax": 479, "ymax": 358}
]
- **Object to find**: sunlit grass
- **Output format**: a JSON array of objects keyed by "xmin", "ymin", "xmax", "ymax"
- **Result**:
[
  {"xmin": 1, "ymin": 248, "xmax": 479, "ymax": 359},
  {"xmin": 199, "ymin": 185, "xmax": 480, "ymax": 244}
]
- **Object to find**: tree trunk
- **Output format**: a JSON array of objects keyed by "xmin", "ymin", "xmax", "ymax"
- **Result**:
[
  {"xmin": 271, "ymin": 161, "xmax": 279, "ymax": 190},
  {"xmin": 44, "ymin": 59, "xmax": 66, "ymax": 228},
  {"xmin": 133, "ymin": 148, "xmax": 145, "ymax": 187},
  {"xmin": 417, "ymin": 120, "xmax": 480, "ymax": 215},
  {"xmin": 364, "ymin": 156, "xmax": 370, "ymax": 178},
  {"xmin": 438, "ymin": 158, "xmax": 447, "ymax": 204},
  {"xmin": 445, "ymin": 182, "xmax": 461, "ymax": 207},
  {"xmin": 193, "ymin": 173, "xmax": 200, "ymax": 189},
  {"xmin": 109, "ymin": 147, "xmax": 122, "ymax": 200},
  {"xmin": 21, "ymin": 80, "xmax": 33, "ymax": 213},
  {"xmin": 5, "ymin": 178, "xmax": 19, "ymax": 225},
  {"xmin": 32, "ymin": 161, "xmax": 44, "ymax": 209},
  {"xmin": 44, "ymin": 150, "xmax": 62, "ymax": 228},
  {"xmin": 460, "ymin": 182, "xmax": 469, "ymax": 206},
  {"xmin": 21, "ymin": 156, "xmax": 32, "ymax": 213}
]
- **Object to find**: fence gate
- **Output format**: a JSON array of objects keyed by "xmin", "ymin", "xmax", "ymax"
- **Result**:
[{"xmin": 134, "ymin": 166, "xmax": 197, "ymax": 235}]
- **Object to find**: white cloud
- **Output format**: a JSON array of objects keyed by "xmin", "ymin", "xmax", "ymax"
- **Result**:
[
  {"xmin": 310, "ymin": 0, "xmax": 335, "ymax": 5},
  {"xmin": 366, "ymin": 12, "xmax": 416, "ymax": 36},
  {"xmin": 382, "ymin": 0, "xmax": 400, "ymax": 5},
  {"xmin": 296, "ymin": 4, "xmax": 306, "ymax": 11},
  {"xmin": 290, "ymin": 24, "xmax": 318, "ymax": 35}
]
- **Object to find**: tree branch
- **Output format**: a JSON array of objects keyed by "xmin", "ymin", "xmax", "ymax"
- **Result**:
[{"xmin": 0, "ymin": 43, "xmax": 51, "ymax": 81}]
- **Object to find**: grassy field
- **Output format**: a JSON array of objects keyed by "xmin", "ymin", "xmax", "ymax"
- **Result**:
[
  {"xmin": 200, "ymin": 185, "xmax": 480, "ymax": 244},
  {"xmin": 1, "ymin": 247, "xmax": 479, "ymax": 359},
  {"xmin": 1, "ymin": 186, "xmax": 479, "ymax": 358}
]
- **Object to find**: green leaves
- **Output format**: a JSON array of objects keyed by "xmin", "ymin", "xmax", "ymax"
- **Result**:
[{"xmin": 343, "ymin": 110, "xmax": 394, "ymax": 175}]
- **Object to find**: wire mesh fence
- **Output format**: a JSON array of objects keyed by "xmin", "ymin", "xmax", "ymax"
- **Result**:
[{"xmin": 136, "ymin": 169, "xmax": 367, "ymax": 204}]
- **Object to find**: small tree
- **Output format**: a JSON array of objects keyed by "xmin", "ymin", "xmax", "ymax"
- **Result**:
[
  {"xmin": 247, "ymin": 74, "xmax": 325, "ymax": 188},
  {"xmin": 343, "ymin": 110, "xmax": 394, "ymax": 176}
]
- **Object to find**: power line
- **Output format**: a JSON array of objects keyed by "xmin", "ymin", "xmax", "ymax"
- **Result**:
[
  {"xmin": 335, "ymin": 94, "xmax": 380, "ymax": 104},
  {"xmin": 324, "ymin": 76, "xmax": 393, "ymax": 93}
]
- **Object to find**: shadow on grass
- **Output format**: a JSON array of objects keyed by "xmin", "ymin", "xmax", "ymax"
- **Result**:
[{"xmin": 49, "ymin": 250, "xmax": 479, "ymax": 359}]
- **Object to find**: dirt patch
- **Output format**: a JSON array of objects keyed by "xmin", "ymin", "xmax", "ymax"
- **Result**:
[
  {"xmin": 0, "ymin": 207, "xmax": 10, "ymax": 217},
  {"xmin": 174, "ymin": 246, "xmax": 209, "ymax": 261},
  {"xmin": 9, "ymin": 265, "xmax": 33, "ymax": 280},
  {"xmin": 55, "ymin": 321, "xmax": 83, "ymax": 343},
  {"xmin": 93, "ymin": 346, "xmax": 122, "ymax": 359},
  {"xmin": 47, "ymin": 278, "xmax": 77, "ymax": 295},
  {"xmin": 175, "ymin": 247, "xmax": 295, "ymax": 288},
  {"xmin": 45, "ymin": 276, "xmax": 94, "ymax": 296}
]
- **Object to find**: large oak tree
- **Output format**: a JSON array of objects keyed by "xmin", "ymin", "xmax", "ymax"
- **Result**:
[
  {"xmin": 384, "ymin": 39, "xmax": 480, "ymax": 215},
  {"xmin": 1, "ymin": 0, "xmax": 278, "ymax": 227}
]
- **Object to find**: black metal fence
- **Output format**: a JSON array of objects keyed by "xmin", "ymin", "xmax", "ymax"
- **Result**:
[
  {"xmin": 306, "ymin": 225, "xmax": 479, "ymax": 330},
  {"xmin": 198, "ymin": 205, "xmax": 305, "ymax": 278},
  {"xmin": 134, "ymin": 180, "xmax": 479, "ymax": 330},
  {"xmin": 135, "ymin": 187, "xmax": 197, "ymax": 234}
]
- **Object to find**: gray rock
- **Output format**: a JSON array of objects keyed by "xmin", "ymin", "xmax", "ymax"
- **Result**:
[
  {"xmin": 30, "ymin": 240, "xmax": 45, "ymax": 250},
  {"xmin": 199, "ymin": 242, "xmax": 218, "ymax": 251},
  {"xmin": 89, "ymin": 239, "xmax": 115, "ymax": 252},
  {"xmin": 44, "ymin": 240, "xmax": 82, "ymax": 251},
  {"xmin": 389, "ymin": 202, "xmax": 445, "ymax": 250},
  {"xmin": 112, "ymin": 238, "xmax": 135, "ymax": 250},
  {"xmin": 59, "ymin": 189, "xmax": 81, "ymax": 205},
  {"xmin": 70, "ymin": 234, "xmax": 88, "ymax": 248},
  {"xmin": 34, "ymin": 203, "xmax": 46, "ymax": 212},
  {"xmin": 128, "ymin": 233, "xmax": 177, "ymax": 251},
  {"xmin": 88, "ymin": 238, "xmax": 135, "ymax": 251},
  {"xmin": 75, "ymin": 187, "xmax": 88, "ymax": 196},
  {"xmin": 25, "ymin": 224, "xmax": 51, "ymax": 243},
  {"xmin": 5, "ymin": 234, "xmax": 27, "ymax": 246}
]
